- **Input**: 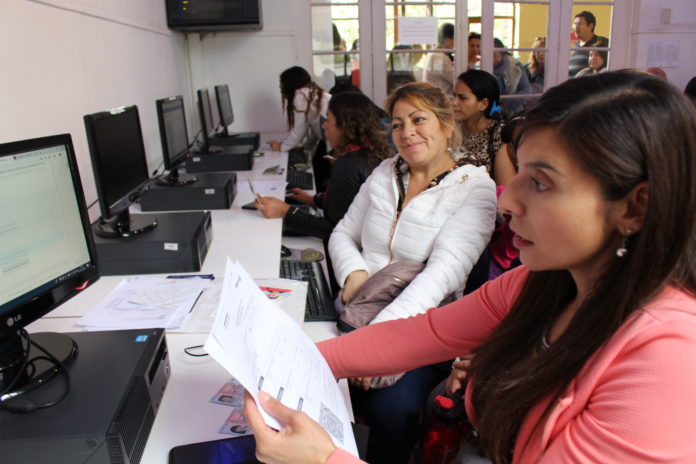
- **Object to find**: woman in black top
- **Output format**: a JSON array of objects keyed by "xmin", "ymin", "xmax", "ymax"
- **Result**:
[{"xmin": 256, "ymin": 92, "xmax": 393, "ymax": 242}]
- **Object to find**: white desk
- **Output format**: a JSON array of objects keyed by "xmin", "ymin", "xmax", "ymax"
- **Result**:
[{"xmin": 27, "ymin": 151, "xmax": 344, "ymax": 463}]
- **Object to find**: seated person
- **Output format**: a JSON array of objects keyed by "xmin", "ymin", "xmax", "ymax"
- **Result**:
[
  {"xmin": 523, "ymin": 36, "xmax": 546, "ymax": 93},
  {"xmin": 575, "ymin": 50, "xmax": 608, "ymax": 77},
  {"xmin": 492, "ymin": 38, "xmax": 532, "ymax": 115},
  {"xmin": 245, "ymin": 71, "xmax": 696, "ymax": 464},
  {"xmin": 255, "ymin": 92, "xmax": 392, "ymax": 243},
  {"xmin": 452, "ymin": 69, "xmax": 516, "ymax": 186},
  {"xmin": 328, "ymin": 82, "xmax": 497, "ymax": 463},
  {"xmin": 420, "ymin": 23, "xmax": 455, "ymax": 96}
]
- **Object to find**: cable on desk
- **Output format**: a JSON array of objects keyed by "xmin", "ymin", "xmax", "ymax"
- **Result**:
[
  {"xmin": 184, "ymin": 344, "xmax": 209, "ymax": 357},
  {"xmin": 0, "ymin": 329, "xmax": 71, "ymax": 413}
]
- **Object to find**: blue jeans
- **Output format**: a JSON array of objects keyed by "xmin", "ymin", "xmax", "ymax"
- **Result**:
[{"xmin": 350, "ymin": 361, "xmax": 451, "ymax": 464}]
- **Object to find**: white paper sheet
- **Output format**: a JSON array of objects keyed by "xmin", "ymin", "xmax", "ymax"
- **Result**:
[
  {"xmin": 204, "ymin": 259, "xmax": 358, "ymax": 456},
  {"xmin": 78, "ymin": 276, "xmax": 211, "ymax": 329}
]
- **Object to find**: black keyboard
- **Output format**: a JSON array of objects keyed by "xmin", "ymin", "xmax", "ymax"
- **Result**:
[
  {"xmin": 279, "ymin": 259, "xmax": 337, "ymax": 322},
  {"xmin": 286, "ymin": 168, "xmax": 314, "ymax": 190}
]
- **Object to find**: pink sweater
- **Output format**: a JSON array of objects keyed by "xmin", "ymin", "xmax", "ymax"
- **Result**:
[{"xmin": 319, "ymin": 267, "xmax": 696, "ymax": 463}]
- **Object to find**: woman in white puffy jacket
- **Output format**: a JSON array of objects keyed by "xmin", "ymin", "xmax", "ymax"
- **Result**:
[{"xmin": 328, "ymin": 82, "xmax": 497, "ymax": 464}]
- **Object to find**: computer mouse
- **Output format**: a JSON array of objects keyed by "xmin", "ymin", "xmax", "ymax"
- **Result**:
[{"xmin": 280, "ymin": 245, "xmax": 291, "ymax": 258}]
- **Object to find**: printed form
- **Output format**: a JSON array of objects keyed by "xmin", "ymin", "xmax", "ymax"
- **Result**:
[{"xmin": 204, "ymin": 258, "xmax": 358, "ymax": 456}]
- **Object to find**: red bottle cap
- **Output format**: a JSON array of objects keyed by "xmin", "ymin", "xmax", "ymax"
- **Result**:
[{"xmin": 434, "ymin": 395, "xmax": 454, "ymax": 410}]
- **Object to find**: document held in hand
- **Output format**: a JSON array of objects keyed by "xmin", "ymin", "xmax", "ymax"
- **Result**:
[{"xmin": 204, "ymin": 258, "xmax": 358, "ymax": 456}]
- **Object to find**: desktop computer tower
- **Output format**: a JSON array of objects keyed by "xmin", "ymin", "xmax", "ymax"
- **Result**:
[
  {"xmin": 212, "ymin": 131, "xmax": 260, "ymax": 151},
  {"xmin": 92, "ymin": 211, "xmax": 213, "ymax": 275},
  {"xmin": 0, "ymin": 329, "xmax": 170, "ymax": 464},
  {"xmin": 140, "ymin": 172, "xmax": 237, "ymax": 212},
  {"xmin": 186, "ymin": 150, "xmax": 254, "ymax": 172}
]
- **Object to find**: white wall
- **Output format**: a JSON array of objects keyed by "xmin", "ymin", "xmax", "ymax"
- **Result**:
[
  {"xmin": 185, "ymin": 0, "xmax": 309, "ymax": 137},
  {"xmin": 0, "ymin": 0, "xmax": 191, "ymax": 209},
  {"xmin": 631, "ymin": 0, "xmax": 696, "ymax": 89}
]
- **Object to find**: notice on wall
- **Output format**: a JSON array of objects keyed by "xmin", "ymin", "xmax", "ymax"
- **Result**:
[
  {"xmin": 647, "ymin": 40, "xmax": 680, "ymax": 68},
  {"xmin": 397, "ymin": 16, "xmax": 439, "ymax": 45}
]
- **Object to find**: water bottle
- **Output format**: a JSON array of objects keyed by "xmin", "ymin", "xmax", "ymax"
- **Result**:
[{"xmin": 422, "ymin": 391, "xmax": 466, "ymax": 464}]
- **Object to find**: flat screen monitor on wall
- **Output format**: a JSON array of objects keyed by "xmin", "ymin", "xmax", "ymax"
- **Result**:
[
  {"xmin": 0, "ymin": 134, "xmax": 100, "ymax": 394},
  {"xmin": 84, "ymin": 105, "xmax": 158, "ymax": 238},
  {"xmin": 155, "ymin": 95, "xmax": 197, "ymax": 186},
  {"xmin": 166, "ymin": 0, "xmax": 262, "ymax": 32}
]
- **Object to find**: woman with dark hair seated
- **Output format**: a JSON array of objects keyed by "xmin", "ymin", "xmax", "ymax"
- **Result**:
[
  {"xmin": 256, "ymin": 92, "xmax": 392, "ymax": 242},
  {"xmin": 453, "ymin": 69, "xmax": 517, "ymax": 186},
  {"xmin": 245, "ymin": 71, "xmax": 696, "ymax": 464}
]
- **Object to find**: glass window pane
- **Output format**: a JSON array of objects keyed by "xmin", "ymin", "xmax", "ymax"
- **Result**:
[
  {"xmin": 568, "ymin": 7, "xmax": 612, "ymax": 79},
  {"xmin": 385, "ymin": 50, "xmax": 455, "ymax": 97},
  {"xmin": 570, "ymin": 5, "xmax": 613, "ymax": 44},
  {"xmin": 567, "ymin": 48, "xmax": 610, "ymax": 79},
  {"xmin": 311, "ymin": 6, "xmax": 359, "ymax": 51},
  {"xmin": 313, "ymin": 52, "xmax": 358, "ymax": 91}
]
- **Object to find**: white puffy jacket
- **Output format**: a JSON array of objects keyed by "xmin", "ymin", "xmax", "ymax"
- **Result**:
[{"xmin": 329, "ymin": 156, "xmax": 497, "ymax": 324}]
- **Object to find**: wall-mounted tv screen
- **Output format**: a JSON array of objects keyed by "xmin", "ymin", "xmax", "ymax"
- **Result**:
[{"xmin": 166, "ymin": 0, "xmax": 262, "ymax": 32}]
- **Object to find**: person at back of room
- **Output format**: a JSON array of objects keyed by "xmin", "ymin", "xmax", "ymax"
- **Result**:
[
  {"xmin": 492, "ymin": 38, "xmax": 531, "ymax": 115},
  {"xmin": 256, "ymin": 92, "xmax": 392, "ymax": 244},
  {"xmin": 244, "ymin": 71, "xmax": 696, "ymax": 464},
  {"xmin": 267, "ymin": 66, "xmax": 332, "ymax": 186},
  {"xmin": 326, "ymin": 82, "xmax": 497, "ymax": 463}
]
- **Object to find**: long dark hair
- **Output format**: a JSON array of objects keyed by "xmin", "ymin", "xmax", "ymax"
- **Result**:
[
  {"xmin": 469, "ymin": 71, "xmax": 696, "ymax": 463},
  {"xmin": 456, "ymin": 70, "xmax": 501, "ymax": 119},
  {"xmin": 328, "ymin": 93, "xmax": 391, "ymax": 162},
  {"xmin": 278, "ymin": 66, "xmax": 325, "ymax": 130}
]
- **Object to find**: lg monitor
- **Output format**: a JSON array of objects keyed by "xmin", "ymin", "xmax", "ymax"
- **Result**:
[
  {"xmin": 155, "ymin": 95, "xmax": 197, "ymax": 186},
  {"xmin": 84, "ymin": 105, "xmax": 158, "ymax": 238},
  {"xmin": 214, "ymin": 84, "xmax": 234, "ymax": 134},
  {"xmin": 0, "ymin": 134, "xmax": 100, "ymax": 394}
]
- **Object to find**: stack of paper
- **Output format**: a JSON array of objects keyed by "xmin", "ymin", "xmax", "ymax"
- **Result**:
[{"xmin": 78, "ymin": 275, "xmax": 212, "ymax": 330}]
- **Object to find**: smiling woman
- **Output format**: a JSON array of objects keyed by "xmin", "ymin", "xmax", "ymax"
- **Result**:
[{"xmin": 326, "ymin": 82, "xmax": 497, "ymax": 462}]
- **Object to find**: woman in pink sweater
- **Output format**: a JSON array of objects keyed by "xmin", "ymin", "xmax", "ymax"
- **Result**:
[{"xmin": 244, "ymin": 71, "xmax": 696, "ymax": 464}]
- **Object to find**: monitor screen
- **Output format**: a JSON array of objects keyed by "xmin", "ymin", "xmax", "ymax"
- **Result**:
[
  {"xmin": 156, "ymin": 95, "xmax": 190, "ymax": 171},
  {"xmin": 215, "ymin": 84, "xmax": 234, "ymax": 129},
  {"xmin": 84, "ymin": 106, "xmax": 150, "ymax": 221},
  {"xmin": 0, "ymin": 134, "xmax": 99, "ymax": 338}
]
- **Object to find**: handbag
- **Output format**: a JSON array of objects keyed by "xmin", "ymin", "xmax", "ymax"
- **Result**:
[{"xmin": 337, "ymin": 261, "xmax": 454, "ymax": 389}]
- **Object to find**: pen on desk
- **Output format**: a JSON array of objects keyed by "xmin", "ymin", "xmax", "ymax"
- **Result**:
[
  {"xmin": 166, "ymin": 274, "xmax": 215, "ymax": 280},
  {"xmin": 189, "ymin": 290, "xmax": 205, "ymax": 313}
]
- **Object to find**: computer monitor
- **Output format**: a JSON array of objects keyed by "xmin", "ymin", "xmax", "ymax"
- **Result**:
[
  {"xmin": 0, "ymin": 134, "xmax": 100, "ymax": 393},
  {"xmin": 214, "ymin": 84, "xmax": 234, "ymax": 135},
  {"xmin": 155, "ymin": 95, "xmax": 197, "ymax": 186},
  {"xmin": 84, "ymin": 105, "xmax": 158, "ymax": 238},
  {"xmin": 196, "ymin": 88, "xmax": 216, "ymax": 153}
]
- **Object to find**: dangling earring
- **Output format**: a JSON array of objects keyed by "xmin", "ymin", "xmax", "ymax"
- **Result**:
[{"xmin": 616, "ymin": 228, "xmax": 632, "ymax": 258}]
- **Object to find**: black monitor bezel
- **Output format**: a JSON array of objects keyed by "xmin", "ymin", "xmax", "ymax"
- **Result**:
[
  {"xmin": 156, "ymin": 95, "xmax": 190, "ymax": 171},
  {"xmin": 83, "ymin": 105, "xmax": 151, "ymax": 221},
  {"xmin": 196, "ymin": 88, "xmax": 215, "ymax": 152},
  {"xmin": 214, "ymin": 84, "xmax": 234, "ymax": 130},
  {"xmin": 0, "ymin": 134, "xmax": 100, "ymax": 338}
]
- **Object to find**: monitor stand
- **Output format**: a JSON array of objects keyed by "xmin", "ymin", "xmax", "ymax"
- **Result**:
[
  {"xmin": 94, "ymin": 209, "xmax": 158, "ymax": 239},
  {"xmin": 0, "ymin": 331, "xmax": 76, "ymax": 394},
  {"xmin": 155, "ymin": 169, "xmax": 197, "ymax": 187}
]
